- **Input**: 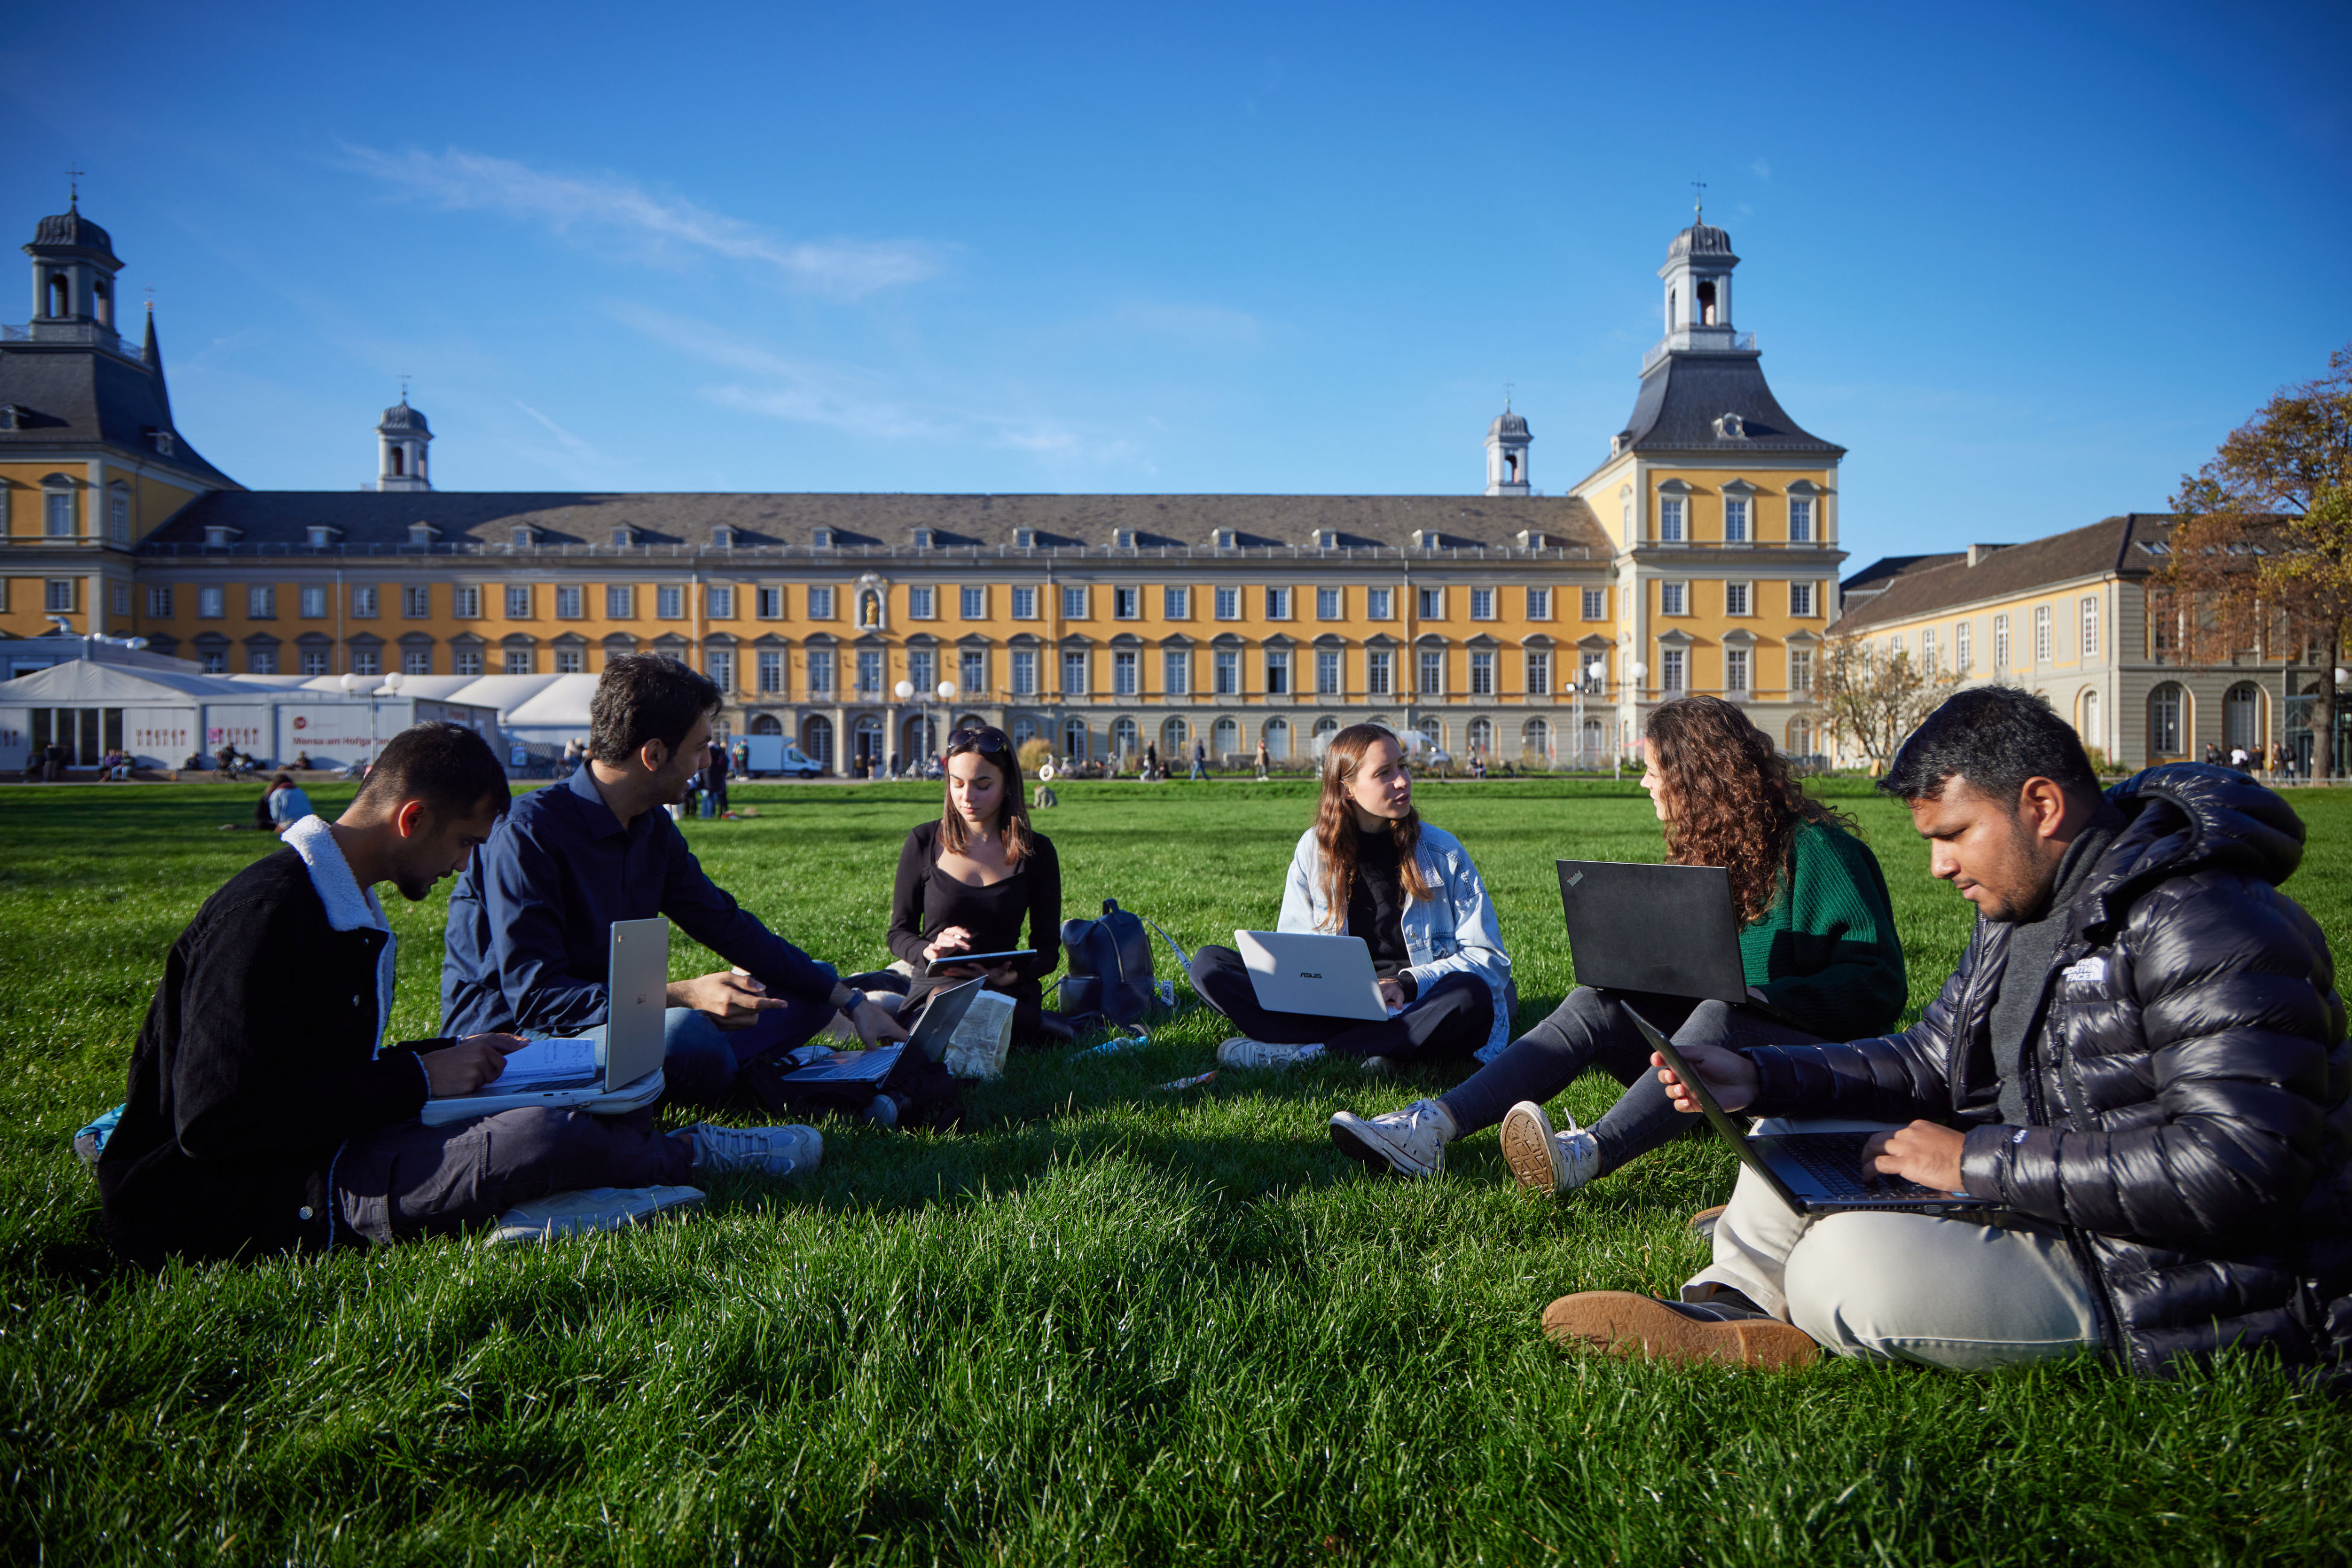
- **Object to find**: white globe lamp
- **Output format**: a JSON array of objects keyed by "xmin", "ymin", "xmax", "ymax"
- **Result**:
[
  {"xmin": 893, "ymin": 679, "xmax": 915, "ymax": 701},
  {"xmin": 937, "ymin": 681, "xmax": 955, "ymax": 702},
  {"xmin": 339, "ymin": 672, "xmax": 359, "ymax": 694}
]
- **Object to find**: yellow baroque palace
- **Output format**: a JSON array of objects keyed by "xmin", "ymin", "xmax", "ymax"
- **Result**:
[{"xmin": 1, "ymin": 199, "xmax": 1845, "ymax": 772}]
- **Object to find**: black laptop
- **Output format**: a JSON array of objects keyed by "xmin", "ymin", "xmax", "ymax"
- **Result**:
[{"xmin": 1556, "ymin": 858, "xmax": 1991, "ymax": 1213}]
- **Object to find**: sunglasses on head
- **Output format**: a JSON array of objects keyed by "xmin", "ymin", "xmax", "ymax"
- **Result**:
[{"xmin": 946, "ymin": 727, "xmax": 1009, "ymax": 754}]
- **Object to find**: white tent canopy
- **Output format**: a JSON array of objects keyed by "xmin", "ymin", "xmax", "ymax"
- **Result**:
[{"xmin": 0, "ymin": 660, "xmax": 499, "ymax": 772}]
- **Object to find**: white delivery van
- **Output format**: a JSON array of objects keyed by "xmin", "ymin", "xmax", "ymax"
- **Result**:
[{"xmin": 740, "ymin": 735, "xmax": 824, "ymax": 778}]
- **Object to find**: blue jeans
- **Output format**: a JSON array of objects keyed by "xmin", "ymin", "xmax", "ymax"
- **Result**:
[{"xmin": 660, "ymin": 994, "xmax": 835, "ymax": 1108}]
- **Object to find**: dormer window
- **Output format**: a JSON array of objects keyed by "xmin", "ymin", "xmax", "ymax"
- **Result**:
[
  {"xmin": 0, "ymin": 405, "xmax": 21, "ymax": 431},
  {"xmin": 1410, "ymin": 529, "xmax": 1438, "ymax": 551},
  {"xmin": 811, "ymin": 528, "xmax": 833, "ymax": 549},
  {"xmin": 1517, "ymin": 530, "xmax": 1547, "ymax": 549},
  {"xmin": 1314, "ymin": 529, "xmax": 1337, "ymax": 549},
  {"xmin": 1712, "ymin": 413, "xmax": 1748, "ymax": 440},
  {"xmin": 711, "ymin": 525, "xmax": 733, "ymax": 549},
  {"xmin": 1211, "ymin": 528, "xmax": 1236, "ymax": 550},
  {"xmin": 203, "ymin": 525, "xmax": 240, "ymax": 548},
  {"xmin": 912, "ymin": 528, "xmax": 934, "ymax": 549},
  {"xmin": 407, "ymin": 522, "xmax": 438, "ymax": 546},
  {"xmin": 146, "ymin": 427, "xmax": 177, "ymax": 456},
  {"xmin": 511, "ymin": 525, "xmax": 536, "ymax": 548},
  {"xmin": 305, "ymin": 526, "xmax": 341, "ymax": 548},
  {"xmin": 1013, "ymin": 528, "xmax": 1035, "ymax": 549},
  {"xmin": 610, "ymin": 525, "xmax": 636, "ymax": 548},
  {"xmin": 1111, "ymin": 528, "xmax": 1136, "ymax": 549}
]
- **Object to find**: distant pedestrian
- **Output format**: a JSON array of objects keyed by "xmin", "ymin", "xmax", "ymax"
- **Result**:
[
  {"xmin": 1254, "ymin": 739, "xmax": 1271, "ymax": 780},
  {"xmin": 1144, "ymin": 742, "xmax": 1160, "ymax": 782},
  {"xmin": 266, "ymin": 773, "xmax": 315, "ymax": 835},
  {"xmin": 701, "ymin": 737, "xmax": 730, "ymax": 818},
  {"xmin": 1190, "ymin": 739, "xmax": 1206, "ymax": 780}
]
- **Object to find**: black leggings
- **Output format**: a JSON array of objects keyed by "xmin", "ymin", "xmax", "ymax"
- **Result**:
[
  {"xmin": 1187, "ymin": 944, "xmax": 1493, "ymax": 1063},
  {"xmin": 1438, "ymin": 989, "xmax": 1826, "ymax": 1174}
]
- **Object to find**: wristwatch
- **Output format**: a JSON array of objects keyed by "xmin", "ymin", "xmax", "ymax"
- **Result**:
[{"xmin": 830, "ymin": 981, "xmax": 864, "ymax": 1011}]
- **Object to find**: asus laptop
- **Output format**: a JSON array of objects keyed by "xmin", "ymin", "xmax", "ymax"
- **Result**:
[{"xmin": 1235, "ymin": 930, "xmax": 1395, "ymax": 1022}]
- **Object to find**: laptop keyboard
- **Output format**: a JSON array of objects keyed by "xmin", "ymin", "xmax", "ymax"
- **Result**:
[{"xmin": 1770, "ymin": 1132, "xmax": 1946, "ymax": 1202}]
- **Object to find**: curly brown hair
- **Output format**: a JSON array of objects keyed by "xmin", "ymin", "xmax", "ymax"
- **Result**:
[{"xmin": 1646, "ymin": 695, "xmax": 1848, "ymax": 925}]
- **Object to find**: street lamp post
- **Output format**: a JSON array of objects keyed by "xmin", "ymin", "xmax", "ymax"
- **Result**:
[
  {"xmin": 893, "ymin": 679, "xmax": 916, "ymax": 777},
  {"xmin": 935, "ymin": 681, "xmax": 956, "ymax": 770},
  {"xmin": 1622, "ymin": 661, "xmax": 1648, "ymax": 780}
]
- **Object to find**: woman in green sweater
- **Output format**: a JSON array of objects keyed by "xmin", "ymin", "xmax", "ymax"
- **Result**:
[{"xmin": 1329, "ymin": 694, "xmax": 1906, "ymax": 1187}]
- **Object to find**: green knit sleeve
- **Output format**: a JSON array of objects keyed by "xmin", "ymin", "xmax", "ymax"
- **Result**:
[{"xmin": 1743, "ymin": 820, "xmax": 1908, "ymax": 1042}]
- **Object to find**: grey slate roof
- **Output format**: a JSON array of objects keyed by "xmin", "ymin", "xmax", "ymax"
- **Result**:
[
  {"xmin": 28, "ymin": 207, "xmax": 119, "ymax": 264},
  {"xmin": 1617, "ymin": 350, "xmax": 1844, "ymax": 455},
  {"xmin": 1832, "ymin": 516, "xmax": 2172, "ymax": 632},
  {"xmin": 144, "ymin": 490, "xmax": 1610, "ymax": 558},
  {"xmin": 1841, "ymin": 552, "xmax": 1966, "ymax": 595},
  {"xmin": 0, "ymin": 328, "xmax": 239, "ymax": 490}
]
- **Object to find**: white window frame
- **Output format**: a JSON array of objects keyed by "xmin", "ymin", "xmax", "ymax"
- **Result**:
[
  {"xmin": 657, "ymin": 584, "xmax": 686, "ymax": 620},
  {"xmin": 1724, "ymin": 497, "xmax": 1750, "ymax": 543},
  {"xmin": 1725, "ymin": 646, "xmax": 1750, "ymax": 693},
  {"xmin": 961, "ymin": 585, "xmax": 987, "ymax": 620},
  {"xmin": 1661, "ymin": 647, "xmax": 1686, "ymax": 692},
  {"xmin": 1788, "ymin": 496, "xmax": 1813, "ymax": 543},
  {"xmin": 1263, "ymin": 646, "xmax": 1291, "ymax": 694},
  {"xmin": 1789, "ymin": 580, "xmax": 1815, "ymax": 617},
  {"xmin": 1468, "ymin": 648, "xmax": 1495, "ymax": 695},
  {"xmin": 1062, "ymin": 585, "xmax": 1089, "ymax": 621},
  {"xmin": 2034, "ymin": 604, "xmax": 2053, "ymax": 663},
  {"xmin": 1789, "ymin": 648, "xmax": 1813, "ymax": 696},
  {"xmin": 1525, "ymin": 586, "xmax": 1551, "ymax": 620},
  {"xmin": 147, "ymin": 584, "xmax": 174, "ymax": 618},
  {"xmin": 1316, "ymin": 587, "xmax": 1342, "ymax": 621},
  {"xmin": 1367, "ymin": 587, "xmax": 1394, "ymax": 620},
  {"xmin": 349, "ymin": 586, "xmax": 376, "ymax": 619},
  {"xmin": 707, "ymin": 585, "xmax": 736, "ymax": 620},
  {"xmin": 1011, "ymin": 586, "xmax": 1040, "ymax": 621},
  {"xmin": 1213, "ymin": 648, "xmax": 1241, "ymax": 695},
  {"xmin": 1163, "ymin": 586, "xmax": 1190, "ymax": 620},
  {"xmin": 1113, "ymin": 648, "xmax": 1139, "ymax": 695},
  {"xmin": 2081, "ymin": 595, "xmax": 2100, "ymax": 659},
  {"xmin": 1060, "ymin": 647, "xmax": 1089, "ymax": 695},
  {"xmin": 1658, "ymin": 497, "xmax": 1685, "ymax": 543},
  {"xmin": 1213, "ymin": 587, "xmax": 1241, "ymax": 621},
  {"xmin": 1994, "ymin": 614, "xmax": 2011, "ymax": 669},
  {"xmin": 809, "ymin": 586, "xmax": 836, "ymax": 620},
  {"xmin": 1417, "ymin": 647, "xmax": 1444, "ymax": 695},
  {"xmin": 1660, "ymin": 581, "xmax": 1687, "ymax": 617},
  {"xmin": 1162, "ymin": 647, "xmax": 1190, "ymax": 695},
  {"xmin": 1956, "ymin": 619, "xmax": 1973, "ymax": 672},
  {"xmin": 1468, "ymin": 587, "xmax": 1497, "ymax": 621},
  {"xmin": 907, "ymin": 584, "xmax": 937, "ymax": 621},
  {"xmin": 1724, "ymin": 581, "xmax": 1750, "ymax": 617},
  {"xmin": 606, "ymin": 585, "xmax": 634, "ymax": 620},
  {"xmin": 959, "ymin": 647, "xmax": 988, "ymax": 694},
  {"xmin": 1417, "ymin": 586, "xmax": 1444, "ymax": 621},
  {"xmin": 300, "ymin": 585, "xmax": 331, "ymax": 619},
  {"xmin": 1316, "ymin": 648, "xmax": 1342, "ymax": 694},
  {"xmin": 1112, "ymin": 586, "xmax": 1140, "ymax": 621},
  {"xmin": 1367, "ymin": 648, "xmax": 1394, "ymax": 695},
  {"xmin": 1581, "ymin": 587, "xmax": 1605, "ymax": 621}
]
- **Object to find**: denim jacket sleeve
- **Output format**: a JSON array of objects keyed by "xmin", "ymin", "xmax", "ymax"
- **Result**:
[
  {"xmin": 1277, "ymin": 828, "xmax": 1323, "ymax": 932},
  {"xmin": 1401, "ymin": 833, "xmax": 1512, "ymax": 1000}
]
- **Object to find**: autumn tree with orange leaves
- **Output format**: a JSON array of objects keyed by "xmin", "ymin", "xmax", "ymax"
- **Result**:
[{"xmin": 2157, "ymin": 346, "xmax": 2352, "ymax": 777}]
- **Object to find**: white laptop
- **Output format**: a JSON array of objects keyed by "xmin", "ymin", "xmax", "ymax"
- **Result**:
[
  {"xmin": 1234, "ymin": 930, "xmax": 1393, "ymax": 1022},
  {"xmin": 420, "ymin": 917, "xmax": 669, "ymax": 1124}
]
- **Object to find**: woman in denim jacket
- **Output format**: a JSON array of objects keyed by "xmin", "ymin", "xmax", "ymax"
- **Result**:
[{"xmin": 1188, "ymin": 724, "xmax": 1514, "ymax": 1073}]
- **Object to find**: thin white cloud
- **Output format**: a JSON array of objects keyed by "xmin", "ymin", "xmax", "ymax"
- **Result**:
[
  {"xmin": 613, "ymin": 302, "xmax": 1140, "ymax": 466},
  {"xmin": 514, "ymin": 399, "xmax": 599, "ymax": 462},
  {"xmin": 341, "ymin": 145, "xmax": 940, "ymax": 299},
  {"xmin": 1750, "ymin": 158, "xmax": 1772, "ymax": 179}
]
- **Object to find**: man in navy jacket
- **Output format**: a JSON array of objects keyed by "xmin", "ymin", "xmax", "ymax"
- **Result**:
[
  {"xmin": 442, "ymin": 656, "xmax": 906, "ymax": 1104},
  {"xmin": 99, "ymin": 723, "xmax": 808, "ymax": 1265}
]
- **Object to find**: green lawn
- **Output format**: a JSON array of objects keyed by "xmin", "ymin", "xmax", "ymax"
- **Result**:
[{"xmin": 3, "ymin": 777, "xmax": 2349, "ymax": 1566}]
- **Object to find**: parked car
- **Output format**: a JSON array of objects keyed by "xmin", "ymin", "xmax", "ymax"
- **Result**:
[{"xmin": 740, "ymin": 735, "xmax": 824, "ymax": 779}]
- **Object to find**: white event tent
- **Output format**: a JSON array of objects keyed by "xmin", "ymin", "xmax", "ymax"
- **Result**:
[{"xmin": 0, "ymin": 660, "xmax": 499, "ymax": 773}]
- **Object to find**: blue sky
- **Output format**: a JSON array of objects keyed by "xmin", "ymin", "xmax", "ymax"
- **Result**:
[{"xmin": 5, "ymin": 1, "xmax": 2348, "ymax": 571}]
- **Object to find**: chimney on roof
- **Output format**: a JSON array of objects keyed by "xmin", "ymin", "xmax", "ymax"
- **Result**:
[{"xmin": 1968, "ymin": 543, "xmax": 1996, "ymax": 567}]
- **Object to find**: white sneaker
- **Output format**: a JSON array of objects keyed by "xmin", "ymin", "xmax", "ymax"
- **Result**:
[
  {"xmin": 486, "ymin": 1184, "xmax": 705, "ymax": 1247},
  {"xmin": 1216, "ymin": 1038, "xmax": 1325, "ymax": 1070},
  {"xmin": 1329, "ymin": 1098, "xmax": 1455, "ymax": 1178},
  {"xmin": 1499, "ymin": 1100, "xmax": 1602, "ymax": 1196},
  {"xmin": 672, "ymin": 1122, "xmax": 812, "ymax": 1177}
]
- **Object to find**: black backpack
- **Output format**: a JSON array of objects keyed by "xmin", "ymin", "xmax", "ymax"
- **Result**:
[{"xmin": 1058, "ymin": 898, "xmax": 1159, "ymax": 1024}]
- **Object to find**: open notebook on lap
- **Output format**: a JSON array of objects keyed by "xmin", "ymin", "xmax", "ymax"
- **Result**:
[
  {"xmin": 1555, "ymin": 859, "xmax": 1987, "ymax": 1213},
  {"xmin": 420, "ymin": 917, "xmax": 668, "ymax": 1125}
]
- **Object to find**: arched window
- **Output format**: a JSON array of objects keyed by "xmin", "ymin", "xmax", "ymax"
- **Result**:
[
  {"xmin": 2148, "ymin": 682, "xmax": 2184, "ymax": 757},
  {"xmin": 1466, "ymin": 716, "xmax": 1493, "ymax": 755},
  {"xmin": 1263, "ymin": 717, "xmax": 1291, "ymax": 760},
  {"xmin": 45, "ymin": 272, "xmax": 68, "ymax": 318},
  {"xmin": 1312, "ymin": 715, "xmax": 1339, "ymax": 748},
  {"xmin": 93, "ymin": 280, "xmax": 111, "ymax": 327},
  {"xmin": 903, "ymin": 713, "xmax": 935, "ymax": 760},
  {"xmin": 1696, "ymin": 280, "xmax": 1717, "ymax": 325},
  {"xmin": 1786, "ymin": 716, "xmax": 1817, "ymax": 757},
  {"xmin": 1418, "ymin": 716, "xmax": 1445, "ymax": 754},
  {"xmin": 798, "ymin": 714, "xmax": 832, "ymax": 772},
  {"xmin": 751, "ymin": 713, "xmax": 783, "ymax": 736},
  {"xmin": 1161, "ymin": 716, "xmax": 1189, "ymax": 753},
  {"xmin": 1581, "ymin": 716, "xmax": 1604, "ymax": 765},
  {"xmin": 1112, "ymin": 716, "xmax": 1140, "ymax": 757},
  {"xmin": 1063, "ymin": 718, "xmax": 1090, "ymax": 760},
  {"xmin": 1213, "ymin": 716, "xmax": 1240, "ymax": 758},
  {"xmin": 852, "ymin": 714, "xmax": 885, "ymax": 772},
  {"xmin": 1010, "ymin": 717, "xmax": 1036, "ymax": 746},
  {"xmin": 2079, "ymin": 689, "xmax": 2104, "ymax": 753},
  {"xmin": 1521, "ymin": 717, "xmax": 1550, "ymax": 760},
  {"xmin": 2224, "ymin": 682, "xmax": 2262, "ymax": 753},
  {"xmin": 388, "ymin": 446, "xmax": 405, "ymax": 476}
]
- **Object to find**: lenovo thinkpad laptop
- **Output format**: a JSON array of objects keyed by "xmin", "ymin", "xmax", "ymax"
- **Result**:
[{"xmin": 1625, "ymin": 1008, "xmax": 1993, "ymax": 1214}]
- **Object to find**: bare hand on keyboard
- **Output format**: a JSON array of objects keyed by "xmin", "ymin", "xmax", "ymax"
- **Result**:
[{"xmin": 1862, "ymin": 1121, "xmax": 1967, "ymax": 1193}]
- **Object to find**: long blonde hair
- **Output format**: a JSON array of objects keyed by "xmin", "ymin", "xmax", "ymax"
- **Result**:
[{"xmin": 1312, "ymin": 724, "xmax": 1432, "ymax": 931}]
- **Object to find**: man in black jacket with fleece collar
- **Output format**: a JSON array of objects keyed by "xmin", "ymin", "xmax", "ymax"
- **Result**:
[
  {"xmin": 1542, "ymin": 686, "xmax": 2350, "ymax": 1377},
  {"xmin": 99, "ymin": 722, "xmax": 803, "ymax": 1266}
]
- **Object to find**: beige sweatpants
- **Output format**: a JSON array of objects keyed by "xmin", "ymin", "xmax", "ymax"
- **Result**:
[{"xmin": 1682, "ymin": 1118, "xmax": 2105, "ymax": 1371}]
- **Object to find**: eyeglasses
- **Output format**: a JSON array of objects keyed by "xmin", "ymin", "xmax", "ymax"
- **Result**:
[{"xmin": 946, "ymin": 727, "xmax": 1008, "ymax": 754}]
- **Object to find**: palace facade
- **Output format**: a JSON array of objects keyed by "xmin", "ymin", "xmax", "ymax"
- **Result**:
[{"xmin": 2, "ymin": 199, "xmax": 1847, "ymax": 771}]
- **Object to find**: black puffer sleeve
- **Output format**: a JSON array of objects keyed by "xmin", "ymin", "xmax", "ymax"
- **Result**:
[
  {"xmin": 1742, "ymin": 922, "xmax": 1985, "ymax": 1125},
  {"xmin": 1959, "ymin": 873, "xmax": 2345, "ymax": 1242}
]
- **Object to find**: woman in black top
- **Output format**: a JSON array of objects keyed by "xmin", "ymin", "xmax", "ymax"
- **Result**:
[{"xmin": 888, "ymin": 726, "xmax": 1063, "ymax": 1044}]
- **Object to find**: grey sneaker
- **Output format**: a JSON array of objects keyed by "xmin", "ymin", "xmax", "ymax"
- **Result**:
[
  {"xmin": 1329, "ymin": 1098, "xmax": 1454, "ymax": 1178},
  {"xmin": 673, "ymin": 1122, "xmax": 811, "ymax": 1177},
  {"xmin": 1216, "ymin": 1038, "xmax": 1325, "ymax": 1070},
  {"xmin": 487, "ymin": 1185, "xmax": 705, "ymax": 1247},
  {"xmin": 1499, "ymin": 1100, "xmax": 1602, "ymax": 1195}
]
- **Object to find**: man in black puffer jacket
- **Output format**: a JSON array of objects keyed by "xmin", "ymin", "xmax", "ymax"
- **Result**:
[{"xmin": 1543, "ymin": 686, "xmax": 2350, "ymax": 1376}]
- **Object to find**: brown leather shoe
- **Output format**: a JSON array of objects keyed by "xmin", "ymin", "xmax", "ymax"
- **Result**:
[
  {"xmin": 1540, "ymin": 1290, "xmax": 1819, "ymax": 1370},
  {"xmin": 1686, "ymin": 1204, "xmax": 1728, "ymax": 1239}
]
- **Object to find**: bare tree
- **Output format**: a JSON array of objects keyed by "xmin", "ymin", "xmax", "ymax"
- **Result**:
[
  {"xmin": 1812, "ymin": 633, "xmax": 1964, "ymax": 770},
  {"xmin": 2158, "ymin": 344, "xmax": 2352, "ymax": 777}
]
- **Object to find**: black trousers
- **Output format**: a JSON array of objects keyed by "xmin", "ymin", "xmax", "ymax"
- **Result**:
[
  {"xmin": 334, "ymin": 1106, "xmax": 692, "ymax": 1245},
  {"xmin": 1187, "ymin": 943, "xmax": 1492, "ymax": 1062}
]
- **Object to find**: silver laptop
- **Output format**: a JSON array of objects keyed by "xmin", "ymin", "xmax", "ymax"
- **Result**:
[
  {"xmin": 1234, "ymin": 930, "xmax": 1390, "ymax": 1022},
  {"xmin": 1625, "ymin": 1008, "xmax": 1993, "ymax": 1214},
  {"xmin": 432, "ymin": 917, "xmax": 669, "ymax": 1112}
]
